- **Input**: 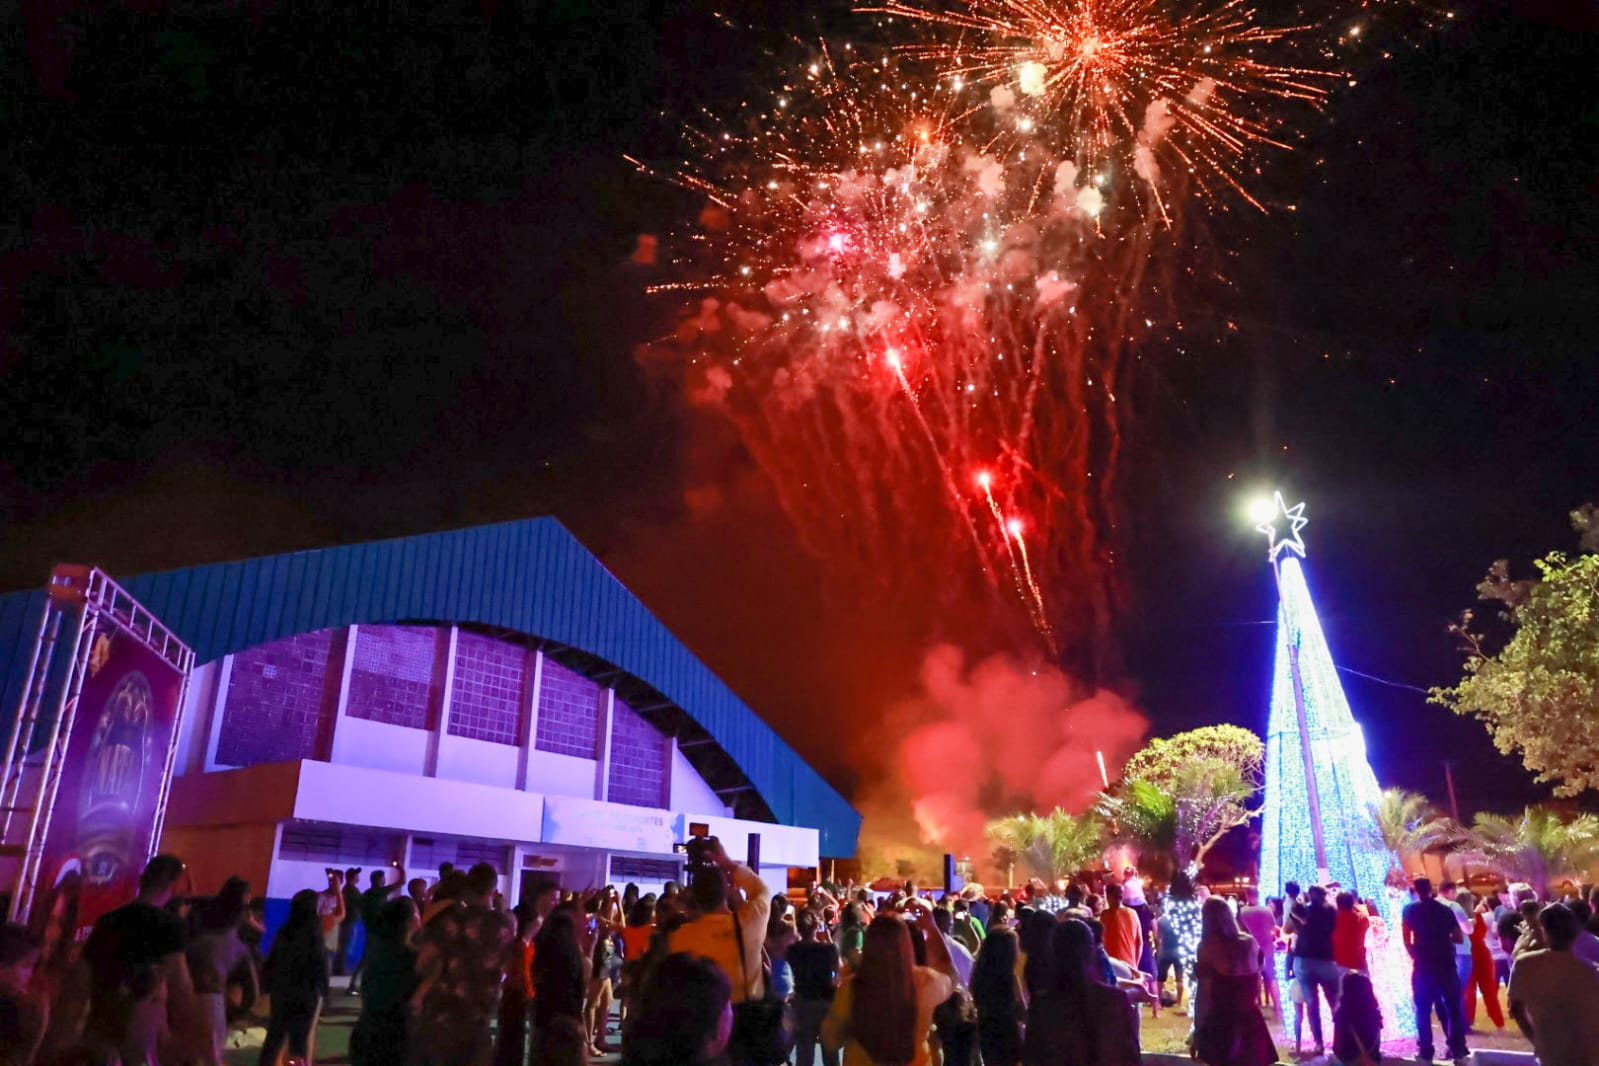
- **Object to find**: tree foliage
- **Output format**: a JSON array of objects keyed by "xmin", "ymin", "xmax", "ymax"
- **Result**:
[
  {"xmin": 1111, "ymin": 725, "xmax": 1265, "ymax": 872},
  {"xmin": 1121, "ymin": 724, "xmax": 1266, "ymax": 786},
  {"xmin": 984, "ymin": 808, "xmax": 1105, "ymax": 885},
  {"xmin": 1431, "ymin": 507, "xmax": 1599, "ymax": 795},
  {"xmin": 1463, "ymin": 806, "xmax": 1599, "ymax": 898},
  {"xmin": 1094, "ymin": 779, "xmax": 1177, "ymax": 881},
  {"xmin": 1371, "ymin": 787, "xmax": 1463, "ymax": 885}
]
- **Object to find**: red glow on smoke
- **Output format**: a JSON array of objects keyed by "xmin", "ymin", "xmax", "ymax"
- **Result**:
[{"xmin": 856, "ymin": 644, "xmax": 1148, "ymax": 876}]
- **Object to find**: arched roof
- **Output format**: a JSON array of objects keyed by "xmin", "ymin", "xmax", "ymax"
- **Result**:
[{"xmin": 0, "ymin": 518, "xmax": 860, "ymax": 855}]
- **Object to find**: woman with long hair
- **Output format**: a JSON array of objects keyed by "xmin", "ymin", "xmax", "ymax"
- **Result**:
[
  {"xmin": 1192, "ymin": 897, "xmax": 1276, "ymax": 1066},
  {"xmin": 1331, "ymin": 970, "xmax": 1383, "ymax": 1066},
  {"xmin": 1016, "ymin": 907, "xmax": 1057, "ymax": 1000},
  {"xmin": 1021, "ymin": 919, "xmax": 1140, "ymax": 1066},
  {"xmin": 822, "ymin": 904, "xmax": 956, "ymax": 1066},
  {"xmin": 766, "ymin": 895, "xmax": 800, "ymax": 1002},
  {"xmin": 620, "ymin": 953, "xmax": 732, "ymax": 1066},
  {"xmin": 970, "ymin": 927, "xmax": 1024, "ymax": 1066},
  {"xmin": 258, "ymin": 889, "xmax": 328, "ymax": 1066},
  {"xmin": 189, "ymin": 885, "xmax": 259, "ymax": 1065},
  {"xmin": 533, "ymin": 908, "xmax": 588, "ymax": 1058}
]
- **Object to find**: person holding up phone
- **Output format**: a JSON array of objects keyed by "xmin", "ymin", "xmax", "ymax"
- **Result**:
[{"xmin": 666, "ymin": 839, "xmax": 772, "ymax": 1007}]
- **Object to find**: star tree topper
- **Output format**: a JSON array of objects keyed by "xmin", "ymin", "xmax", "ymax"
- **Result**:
[{"xmin": 1256, "ymin": 491, "xmax": 1308, "ymax": 562}]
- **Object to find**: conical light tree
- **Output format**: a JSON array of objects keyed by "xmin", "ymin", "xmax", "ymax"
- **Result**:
[{"xmin": 1251, "ymin": 492, "xmax": 1412, "ymax": 1038}]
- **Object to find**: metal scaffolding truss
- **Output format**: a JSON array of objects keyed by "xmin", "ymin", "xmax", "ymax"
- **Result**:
[{"xmin": 0, "ymin": 566, "xmax": 194, "ymax": 923}]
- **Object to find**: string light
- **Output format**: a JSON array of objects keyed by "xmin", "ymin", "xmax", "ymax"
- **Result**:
[{"xmin": 1258, "ymin": 543, "xmax": 1416, "ymax": 1040}]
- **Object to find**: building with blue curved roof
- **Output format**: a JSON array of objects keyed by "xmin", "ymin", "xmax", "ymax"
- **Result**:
[{"xmin": 0, "ymin": 517, "xmax": 859, "ymax": 912}]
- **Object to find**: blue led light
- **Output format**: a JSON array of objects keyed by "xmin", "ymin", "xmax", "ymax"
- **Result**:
[{"xmin": 1259, "ymin": 555, "xmax": 1415, "ymax": 1041}]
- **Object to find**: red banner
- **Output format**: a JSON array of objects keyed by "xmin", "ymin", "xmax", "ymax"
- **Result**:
[{"xmin": 32, "ymin": 622, "xmax": 186, "ymax": 945}]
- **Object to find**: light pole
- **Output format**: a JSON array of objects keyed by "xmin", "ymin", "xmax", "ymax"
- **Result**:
[{"xmin": 1250, "ymin": 492, "xmax": 1331, "ymax": 884}]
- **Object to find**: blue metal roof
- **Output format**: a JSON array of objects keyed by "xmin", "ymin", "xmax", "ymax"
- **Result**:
[{"xmin": 0, "ymin": 518, "xmax": 860, "ymax": 855}]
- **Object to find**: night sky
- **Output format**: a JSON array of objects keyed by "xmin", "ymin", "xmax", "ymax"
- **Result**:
[{"xmin": 2, "ymin": 0, "xmax": 1596, "ymax": 829}]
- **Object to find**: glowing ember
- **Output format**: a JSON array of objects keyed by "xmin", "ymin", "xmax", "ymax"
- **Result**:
[{"xmin": 632, "ymin": 2, "xmax": 1417, "ymax": 658}]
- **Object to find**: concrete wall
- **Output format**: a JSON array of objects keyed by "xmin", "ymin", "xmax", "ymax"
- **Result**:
[
  {"xmin": 528, "ymin": 749, "xmax": 599, "ymax": 798},
  {"xmin": 333, "ymin": 715, "xmax": 429, "ymax": 776},
  {"xmin": 162, "ymin": 822, "xmax": 278, "ymax": 898},
  {"xmin": 670, "ymin": 745, "xmax": 728, "ymax": 816},
  {"xmin": 292, "ymin": 761, "xmax": 546, "ymax": 842},
  {"xmin": 436, "ymin": 733, "xmax": 519, "ymax": 789}
]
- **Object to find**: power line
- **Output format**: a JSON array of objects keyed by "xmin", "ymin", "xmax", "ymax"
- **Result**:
[{"xmin": 1335, "ymin": 665, "xmax": 1431, "ymax": 695}]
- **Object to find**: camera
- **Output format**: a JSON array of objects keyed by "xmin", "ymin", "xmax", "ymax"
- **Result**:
[{"xmin": 681, "ymin": 822, "xmax": 719, "ymax": 873}]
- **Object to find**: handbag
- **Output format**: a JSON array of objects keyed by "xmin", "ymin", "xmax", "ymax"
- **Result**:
[{"xmin": 728, "ymin": 902, "xmax": 795, "ymax": 1065}]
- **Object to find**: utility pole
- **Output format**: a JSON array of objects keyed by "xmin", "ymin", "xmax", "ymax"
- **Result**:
[
  {"xmin": 1256, "ymin": 492, "xmax": 1330, "ymax": 884},
  {"xmin": 1443, "ymin": 761, "xmax": 1467, "ymax": 883}
]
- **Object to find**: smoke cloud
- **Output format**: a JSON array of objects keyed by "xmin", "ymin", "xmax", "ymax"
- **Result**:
[{"xmin": 857, "ymin": 644, "xmax": 1148, "ymax": 879}]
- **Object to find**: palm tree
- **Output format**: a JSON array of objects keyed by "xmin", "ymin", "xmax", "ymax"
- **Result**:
[
  {"xmin": 985, "ymin": 809, "xmax": 1105, "ymax": 886},
  {"xmin": 1372, "ymin": 787, "xmax": 1463, "ymax": 885},
  {"xmin": 1466, "ymin": 806, "xmax": 1599, "ymax": 898},
  {"xmin": 1095, "ymin": 779, "xmax": 1177, "ymax": 881},
  {"xmin": 986, "ymin": 813, "xmax": 1034, "ymax": 888}
]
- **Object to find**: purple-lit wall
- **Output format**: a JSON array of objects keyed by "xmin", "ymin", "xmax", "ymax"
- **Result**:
[
  {"xmin": 608, "ymin": 699, "xmax": 667, "ymax": 808},
  {"xmin": 535, "ymin": 659, "xmax": 600, "ymax": 759},
  {"xmin": 217, "ymin": 629, "xmax": 340, "ymax": 765},
  {"xmin": 449, "ymin": 632, "xmax": 524, "ymax": 746},
  {"xmin": 207, "ymin": 624, "xmax": 669, "ymax": 808},
  {"xmin": 348, "ymin": 625, "xmax": 438, "ymax": 730}
]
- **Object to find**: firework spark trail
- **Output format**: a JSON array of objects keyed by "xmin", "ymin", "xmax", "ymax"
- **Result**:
[
  {"xmin": 977, "ymin": 468, "xmax": 1037, "ymax": 636},
  {"xmin": 639, "ymin": 0, "xmax": 1423, "ymax": 662},
  {"xmin": 864, "ymin": 0, "xmax": 1333, "ymax": 210},
  {"xmin": 1007, "ymin": 517, "xmax": 1052, "ymax": 640},
  {"xmin": 887, "ymin": 345, "xmax": 997, "ymax": 576}
]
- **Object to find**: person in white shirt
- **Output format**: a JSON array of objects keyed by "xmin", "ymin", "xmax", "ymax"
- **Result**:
[
  {"xmin": 1439, "ymin": 881, "xmax": 1475, "ymax": 1020},
  {"xmin": 1121, "ymin": 866, "xmax": 1157, "ymax": 979},
  {"xmin": 933, "ymin": 907, "xmax": 975, "ymax": 985}
]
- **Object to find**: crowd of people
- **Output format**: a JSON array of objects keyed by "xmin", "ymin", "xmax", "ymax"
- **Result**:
[{"xmin": 4, "ymin": 847, "xmax": 1599, "ymax": 1066}]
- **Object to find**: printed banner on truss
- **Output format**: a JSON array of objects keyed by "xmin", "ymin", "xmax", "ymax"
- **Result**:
[{"xmin": 32, "ymin": 614, "xmax": 188, "ymax": 943}]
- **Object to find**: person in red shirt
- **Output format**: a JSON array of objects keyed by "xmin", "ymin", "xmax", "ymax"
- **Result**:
[
  {"xmin": 1331, "ymin": 891, "xmax": 1370, "ymax": 973},
  {"xmin": 1466, "ymin": 897, "xmax": 1506, "ymax": 1030},
  {"xmin": 493, "ymin": 904, "xmax": 537, "ymax": 1066},
  {"xmin": 619, "ymin": 896, "xmax": 657, "ymax": 1027}
]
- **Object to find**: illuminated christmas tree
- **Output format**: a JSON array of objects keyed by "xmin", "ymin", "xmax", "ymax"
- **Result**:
[{"xmin": 1252, "ymin": 492, "xmax": 1413, "ymax": 1039}]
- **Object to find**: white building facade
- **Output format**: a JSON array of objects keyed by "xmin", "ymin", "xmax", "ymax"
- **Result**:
[{"xmin": 163, "ymin": 620, "xmax": 819, "ymax": 907}]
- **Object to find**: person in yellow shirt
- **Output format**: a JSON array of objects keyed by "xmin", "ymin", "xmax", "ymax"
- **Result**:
[
  {"xmin": 822, "ymin": 901, "xmax": 957, "ymax": 1066},
  {"xmin": 665, "ymin": 838, "xmax": 772, "ymax": 1003}
]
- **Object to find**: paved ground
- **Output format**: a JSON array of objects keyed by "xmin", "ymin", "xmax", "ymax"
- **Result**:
[
  {"xmin": 221, "ymin": 978, "xmax": 625, "ymax": 1065},
  {"xmin": 1137, "ymin": 991, "xmax": 1533, "ymax": 1060},
  {"xmin": 224, "ymin": 978, "xmax": 1531, "ymax": 1065}
]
